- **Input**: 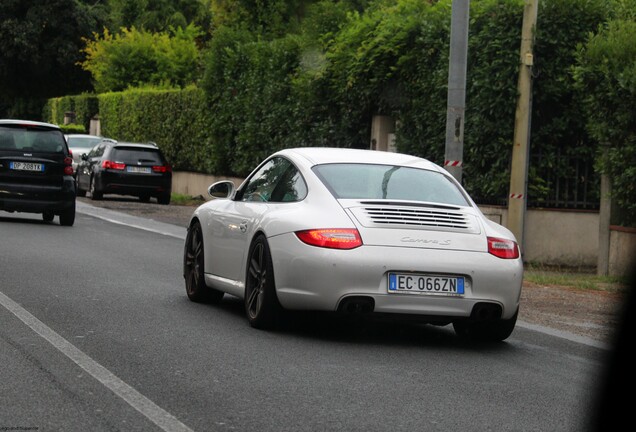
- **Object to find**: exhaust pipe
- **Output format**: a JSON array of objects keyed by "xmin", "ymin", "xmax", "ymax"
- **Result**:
[
  {"xmin": 338, "ymin": 296, "xmax": 375, "ymax": 314},
  {"xmin": 470, "ymin": 303, "xmax": 502, "ymax": 322}
]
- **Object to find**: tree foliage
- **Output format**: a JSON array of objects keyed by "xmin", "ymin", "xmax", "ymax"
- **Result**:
[
  {"xmin": 573, "ymin": 18, "xmax": 636, "ymax": 225},
  {"xmin": 108, "ymin": 0, "xmax": 212, "ymax": 32},
  {"xmin": 0, "ymin": 0, "xmax": 106, "ymax": 118},
  {"xmin": 80, "ymin": 24, "xmax": 202, "ymax": 92}
]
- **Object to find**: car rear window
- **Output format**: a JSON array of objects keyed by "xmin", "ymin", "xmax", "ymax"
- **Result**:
[
  {"xmin": 67, "ymin": 136, "xmax": 102, "ymax": 149},
  {"xmin": 111, "ymin": 147, "xmax": 163, "ymax": 164},
  {"xmin": 0, "ymin": 126, "xmax": 66, "ymax": 153},
  {"xmin": 313, "ymin": 163, "xmax": 470, "ymax": 206}
]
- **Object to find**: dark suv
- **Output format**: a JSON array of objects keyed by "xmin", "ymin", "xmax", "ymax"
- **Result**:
[
  {"xmin": 76, "ymin": 141, "xmax": 172, "ymax": 204},
  {"xmin": 0, "ymin": 120, "xmax": 76, "ymax": 226}
]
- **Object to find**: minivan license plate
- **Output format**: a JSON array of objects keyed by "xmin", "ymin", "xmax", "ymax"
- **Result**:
[
  {"xmin": 10, "ymin": 161, "xmax": 44, "ymax": 172},
  {"xmin": 388, "ymin": 273, "xmax": 464, "ymax": 296}
]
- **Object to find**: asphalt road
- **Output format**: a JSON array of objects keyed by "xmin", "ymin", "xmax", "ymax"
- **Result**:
[{"xmin": 0, "ymin": 208, "xmax": 609, "ymax": 432}]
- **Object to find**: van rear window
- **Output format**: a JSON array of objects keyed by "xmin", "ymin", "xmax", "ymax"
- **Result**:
[
  {"xmin": 111, "ymin": 147, "xmax": 163, "ymax": 164},
  {"xmin": 0, "ymin": 126, "xmax": 66, "ymax": 153}
]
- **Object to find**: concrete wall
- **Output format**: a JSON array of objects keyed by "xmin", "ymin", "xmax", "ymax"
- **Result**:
[
  {"xmin": 173, "ymin": 172, "xmax": 633, "ymax": 274},
  {"xmin": 172, "ymin": 171, "xmax": 244, "ymax": 199},
  {"xmin": 609, "ymin": 227, "xmax": 636, "ymax": 277},
  {"xmin": 479, "ymin": 205, "xmax": 599, "ymax": 268}
]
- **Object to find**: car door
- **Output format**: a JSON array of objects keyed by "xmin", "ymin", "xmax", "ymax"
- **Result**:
[
  {"xmin": 205, "ymin": 157, "xmax": 296, "ymax": 284},
  {"xmin": 77, "ymin": 144, "xmax": 100, "ymax": 190}
]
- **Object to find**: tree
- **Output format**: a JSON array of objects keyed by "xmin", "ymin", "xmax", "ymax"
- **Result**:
[
  {"xmin": 574, "ymin": 18, "xmax": 636, "ymax": 226},
  {"xmin": 108, "ymin": 0, "xmax": 211, "ymax": 32},
  {"xmin": 0, "ymin": 0, "xmax": 107, "ymax": 118},
  {"xmin": 81, "ymin": 24, "xmax": 202, "ymax": 92}
]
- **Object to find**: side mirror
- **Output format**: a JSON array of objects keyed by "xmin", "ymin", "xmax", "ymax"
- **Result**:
[
  {"xmin": 208, "ymin": 180, "xmax": 235, "ymax": 199},
  {"xmin": 81, "ymin": 153, "xmax": 88, "ymax": 161}
]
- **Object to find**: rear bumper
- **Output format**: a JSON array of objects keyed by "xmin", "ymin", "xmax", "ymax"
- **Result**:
[
  {"xmin": 268, "ymin": 233, "xmax": 523, "ymax": 320},
  {"xmin": 0, "ymin": 177, "xmax": 76, "ymax": 214},
  {"xmin": 97, "ymin": 171, "xmax": 171, "ymax": 196}
]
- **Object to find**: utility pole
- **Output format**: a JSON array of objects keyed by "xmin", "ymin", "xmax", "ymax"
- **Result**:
[
  {"xmin": 508, "ymin": 0, "xmax": 539, "ymax": 250},
  {"xmin": 444, "ymin": 0, "xmax": 470, "ymax": 183}
]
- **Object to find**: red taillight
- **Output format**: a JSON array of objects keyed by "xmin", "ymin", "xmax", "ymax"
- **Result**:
[
  {"xmin": 102, "ymin": 160, "xmax": 125, "ymax": 170},
  {"xmin": 296, "ymin": 229, "xmax": 363, "ymax": 250},
  {"xmin": 152, "ymin": 164, "xmax": 172, "ymax": 173},
  {"xmin": 63, "ymin": 157, "xmax": 74, "ymax": 175},
  {"xmin": 487, "ymin": 237, "xmax": 520, "ymax": 259}
]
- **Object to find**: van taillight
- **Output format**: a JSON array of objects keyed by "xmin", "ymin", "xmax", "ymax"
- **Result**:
[
  {"xmin": 152, "ymin": 164, "xmax": 172, "ymax": 173},
  {"xmin": 102, "ymin": 160, "xmax": 125, "ymax": 170}
]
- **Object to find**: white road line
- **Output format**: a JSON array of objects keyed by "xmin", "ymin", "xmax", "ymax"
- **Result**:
[
  {"xmin": 0, "ymin": 291, "xmax": 194, "ymax": 432},
  {"xmin": 92, "ymin": 215, "xmax": 186, "ymax": 240},
  {"xmin": 517, "ymin": 320, "xmax": 610, "ymax": 350},
  {"xmin": 76, "ymin": 201, "xmax": 187, "ymax": 240}
]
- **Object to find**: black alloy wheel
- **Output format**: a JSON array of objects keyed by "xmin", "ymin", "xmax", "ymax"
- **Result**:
[
  {"xmin": 245, "ymin": 235, "xmax": 282, "ymax": 329},
  {"xmin": 184, "ymin": 221, "xmax": 223, "ymax": 303}
]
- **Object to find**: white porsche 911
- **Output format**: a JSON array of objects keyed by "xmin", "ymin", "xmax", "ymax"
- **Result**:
[{"xmin": 183, "ymin": 147, "xmax": 523, "ymax": 341}]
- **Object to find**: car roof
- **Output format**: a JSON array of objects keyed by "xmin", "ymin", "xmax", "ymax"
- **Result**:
[
  {"xmin": 278, "ymin": 147, "xmax": 442, "ymax": 172},
  {"xmin": 0, "ymin": 119, "xmax": 61, "ymax": 130},
  {"xmin": 66, "ymin": 134, "xmax": 101, "ymax": 138},
  {"xmin": 113, "ymin": 141, "xmax": 159, "ymax": 149}
]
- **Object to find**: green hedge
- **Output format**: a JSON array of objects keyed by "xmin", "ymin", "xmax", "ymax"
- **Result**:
[
  {"xmin": 200, "ymin": 0, "xmax": 611, "ymax": 200},
  {"xmin": 44, "ymin": 87, "xmax": 214, "ymax": 173},
  {"xmin": 100, "ymin": 87, "xmax": 214, "ymax": 173},
  {"xmin": 44, "ymin": 94, "xmax": 99, "ymax": 132},
  {"xmin": 574, "ymin": 18, "xmax": 636, "ymax": 226},
  {"xmin": 43, "ymin": 0, "xmax": 631, "ymax": 219}
]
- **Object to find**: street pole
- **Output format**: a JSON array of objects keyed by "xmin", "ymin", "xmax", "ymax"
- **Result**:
[
  {"xmin": 444, "ymin": 0, "xmax": 470, "ymax": 183},
  {"xmin": 508, "ymin": 0, "xmax": 539, "ymax": 251}
]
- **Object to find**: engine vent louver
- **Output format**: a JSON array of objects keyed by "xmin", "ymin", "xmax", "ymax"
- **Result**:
[
  {"xmin": 347, "ymin": 203, "xmax": 481, "ymax": 234},
  {"xmin": 365, "ymin": 207, "xmax": 468, "ymax": 229}
]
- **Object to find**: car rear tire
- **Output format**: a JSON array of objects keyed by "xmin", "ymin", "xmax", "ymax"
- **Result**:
[
  {"xmin": 90, "ymin": 176, "xmax": 103, "ymax": 200},
  {"xmin": 76, "ymin": 177, "xmax": 86, "ymax": 197},
  {"xmin": 59, "ymin": 203, "xmax": 75, "ymax": 227},
  {"xmin": 184, "ymin": 221, "xmax": 223, "ymax": 303},
  {"xmin": 42, "ymin": 211, "xmax": 54, "ymax": 222},
  {"xmin": 157, "ymin": 192, "xmax": 171, "ymax": 205},
  {"xmin": 245, "ymin": 235, "xmax": 283, "ymax": 329},
  {"xmin": 453, "ymin": 309, "xmax": 518, "ymax": 342}
]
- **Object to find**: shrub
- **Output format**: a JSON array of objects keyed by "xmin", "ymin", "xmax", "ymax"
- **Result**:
[{"xmin": 574, "ymin": 18, "xmax": 636, "ymax": 225}]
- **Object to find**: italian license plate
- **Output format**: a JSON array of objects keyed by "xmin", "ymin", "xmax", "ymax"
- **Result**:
[
  {"xmin": 9, "ymin": 161, "xmax": 44, "ymax": 172},
  {"xmin": 127, "ymin": 166, "xmax": 151, "ymax": 173},
  {"xmin": 388, "ymin": 273, "xmax": 465, "ymax": 296}
]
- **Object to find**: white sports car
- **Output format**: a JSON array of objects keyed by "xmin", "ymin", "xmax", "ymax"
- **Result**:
[{"xmin": 183, "ymin": 147, "xmax": 523, "ymax": 341}]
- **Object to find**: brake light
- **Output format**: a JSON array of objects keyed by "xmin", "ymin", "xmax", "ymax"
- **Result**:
[
  {"xmin": 63, "ymin": 157, "xmax": 73, "ymax": 175},
  {"xmin": 296, "ymin": 229, "xmax": 363, "ymax": 250},
  {"xmin": 152, "ymin": 164, "xmax": 172, "ymax": 173},
  {"xmin": 487, "ymin": 237, "xmax": 520, "ymax": 259},
  {"xmin": 102, "ymin": 160, "xmax": 125, "ymax": 170}
]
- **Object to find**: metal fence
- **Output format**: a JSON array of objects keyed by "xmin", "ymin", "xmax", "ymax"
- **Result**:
[{"xmin": 473, "ymin": 152, "xmax": 600, "ymax": 210}]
